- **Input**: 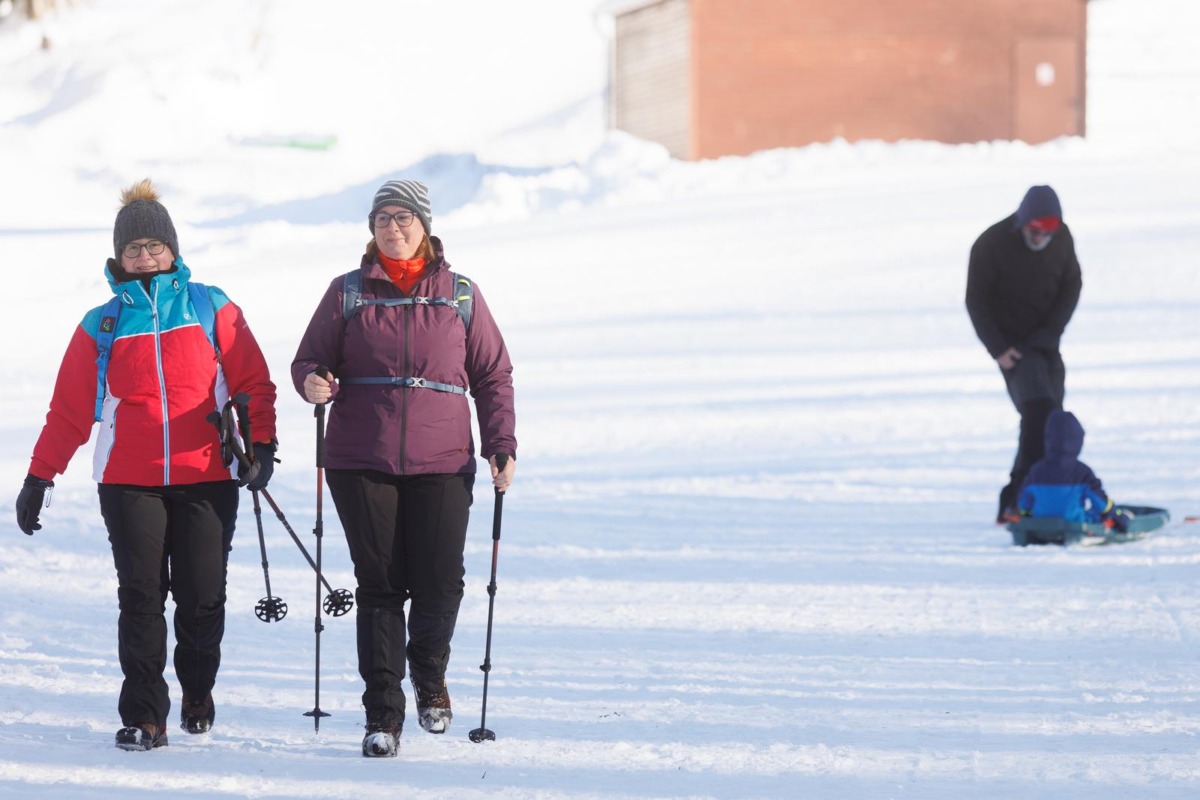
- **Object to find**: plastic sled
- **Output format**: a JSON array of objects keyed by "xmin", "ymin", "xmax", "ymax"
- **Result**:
[{"xmin": 1008, "ymin": 505, "xmax": 1170, "ymax": 547}]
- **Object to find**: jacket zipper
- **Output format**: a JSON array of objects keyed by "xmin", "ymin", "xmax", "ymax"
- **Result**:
[
  {"xmin": 145, "ymin": 281, "xmax": 171, "ymax": 485},
  {"xmin": 399, "ymin": 295, "xmax": 412, "ymax": 474}
]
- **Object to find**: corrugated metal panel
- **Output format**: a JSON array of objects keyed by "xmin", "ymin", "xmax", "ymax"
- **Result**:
[{"xmin": 613, "ymin": 0, "xmax": 690, "ymax": 159}]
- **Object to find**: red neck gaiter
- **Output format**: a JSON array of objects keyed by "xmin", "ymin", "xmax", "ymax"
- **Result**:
[{"xmin": 377, "ymin": 253, "xmax": 427, "ymax": 295}]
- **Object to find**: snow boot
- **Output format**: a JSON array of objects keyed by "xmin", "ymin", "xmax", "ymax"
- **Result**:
[
  {"xmin": 115, "ymin": 723, "xmax": 168, "ymax": 751},
  {"xmin": 996, "ymin": 483, "xmax": 1021, "ymax": 524},
  {"xmin": 362, "ymin": 722, "xmax": 401, "ymax": 758},
  {"xmin": 414, "ymin": 680, "xmax": 452, "ymax": 734},
  {"xmin": 180, "ymin": 692, "xmax": 215, "ymax": 734}
]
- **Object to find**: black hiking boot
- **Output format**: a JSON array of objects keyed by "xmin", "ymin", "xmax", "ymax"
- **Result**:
[
  {"xmin": 996, "ymin": 484, "xmax": 1018, "ymax": 524},
  {"xmin": 414, "ymin": 680, "xmax": 452, "ymax": 734},
  {"xmin": 180, "ymin": 692, "xmax": 215, "ymax": 734},
  {"xmin": 362, "ymin": 722, "xmax": 401, "ymax": 758},
  {"xmin": 115, "ymin": 723, "xmax": 168, "ymax": 751}
]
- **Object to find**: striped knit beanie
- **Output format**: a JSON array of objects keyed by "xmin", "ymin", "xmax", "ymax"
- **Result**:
[
  {"xmin": 113, "ymin": 178, "xmax": 179, "ymax": 260},
  {"xmin": 369, "ymin": 179, "xmax": 432, "ymax": 234}
]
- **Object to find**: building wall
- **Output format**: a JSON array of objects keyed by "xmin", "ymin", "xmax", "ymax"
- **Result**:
[
  {"xmin": 630, "ymin": 0, "xmax": 1087, "ymax": 159},
  {"xmin": 612, "ymin": 0, "xmax": 692, "ymax": 158}
]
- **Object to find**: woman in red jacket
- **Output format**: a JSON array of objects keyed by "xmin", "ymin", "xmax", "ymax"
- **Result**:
[
  {"xmin": 15, "ymin": 180, "xmax": 278, "ymax": 751},
  {"xmin": 292, "ymin": 179, "xmax": 517, "ymax": 758}
]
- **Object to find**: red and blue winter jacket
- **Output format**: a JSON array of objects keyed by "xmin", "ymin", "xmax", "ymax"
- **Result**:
[
  {"xmin": 29, "ymin": 260, "xmax": 277, "ymax": 486},
  {"xmin": 1017, "ymin": 410, "xmax": 1113, "ymax": 523}
]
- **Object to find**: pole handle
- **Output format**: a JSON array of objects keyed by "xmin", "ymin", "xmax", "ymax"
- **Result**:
[
  {"xmin": 493, "ymin": 453, "xmax": 510, "ymax": 495},
  {"xmin": 314, "ymin": 366, "xmax": 330, "ymax": 468},
  {"xmin": 234, "ymin": 392, "xmax": 254, "ymax": 465},
  {"xmin": 491, "ymin": 454, "xmax": 508, "ymax": 541}
]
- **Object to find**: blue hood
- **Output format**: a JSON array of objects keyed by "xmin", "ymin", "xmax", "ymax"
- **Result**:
[
  {"xmin": 1043, "ymin": 410, "xmax": 1084, "ymax": 458},
  {"xmin": 1015, "ymin": 185, "xmax": 1063, "ymax": 228}
]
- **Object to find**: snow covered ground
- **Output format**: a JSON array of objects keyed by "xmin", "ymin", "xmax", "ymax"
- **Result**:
[{"xmin": 1, "ymin": 0, "xmax": 1199, "ymax": 797}]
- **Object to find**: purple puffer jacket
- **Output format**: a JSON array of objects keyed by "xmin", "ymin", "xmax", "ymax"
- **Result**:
[{"xmin": 291, "ymin": 238, "xmax": 516, "ymax": 475}]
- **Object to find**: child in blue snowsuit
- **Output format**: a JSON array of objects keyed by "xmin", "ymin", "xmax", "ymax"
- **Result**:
[{"xmin": 1017, "ymin": 410, "xmax": 1126, "ymax": 529}]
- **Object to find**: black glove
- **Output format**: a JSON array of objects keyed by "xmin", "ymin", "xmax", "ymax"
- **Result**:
[
  {"xmin": 1109, "ymin": 508, "xmax": 1134, "ymax": 533},
  {"xmin": 16, "ymin": 474, "xmax": 54, "ymax": 535},
  {"xmin": 237, "ymin": 442, "xmax": 276, "ymax": 492}
]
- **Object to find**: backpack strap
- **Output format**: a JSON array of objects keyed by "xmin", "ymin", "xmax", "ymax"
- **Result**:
[
  {"xmin": 338, "ymin": 270, "xmax": 475, "ymax": 395},
  {"xmin": 452, "ymin": 272, "xmax": 473, "ymax": 330},
  {"xmin": 343, "ymin": 269, "xmax": 473, "ymax": 330},
  {"xmin": 188, "ymin": 282, "xmax": 219, "ymax": 354},
  {"xmin": 342, "ymin": 269, "xmax": 363, "ymax": 320},
  {"xmin": 93, "ymin": 296, "xmax": 124, "ymax": 422},
  {"xmin": 340, "ymin": 376, "xmax": 467, "ymax": 394}
]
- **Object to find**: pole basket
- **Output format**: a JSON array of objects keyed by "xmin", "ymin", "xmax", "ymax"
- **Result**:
[
  {"xmin": 323, "ymin": 588, "xmax": 354, "ymax": 617},
  {"xmin": 255, "ymin": 595, "xmax": 288, "ymax": 622}
]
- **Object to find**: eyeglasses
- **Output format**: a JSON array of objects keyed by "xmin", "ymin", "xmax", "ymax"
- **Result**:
[
  {"xmin": 373, "ymin": 211, "xmax": 417, "ymax": 229},
  {"xmin": 122, "ymin": 240, "xmax": 167, "ymax": 258}
]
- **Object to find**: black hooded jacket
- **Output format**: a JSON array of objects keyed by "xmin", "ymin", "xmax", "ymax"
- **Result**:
[{"xmin": 965, "ymin": 213, "xmax": 1082, "ymax": 358}]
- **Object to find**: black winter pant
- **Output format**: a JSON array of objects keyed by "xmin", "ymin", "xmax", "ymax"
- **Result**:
[
  {"xmin": 98, "ymin": 481, "xmax": 238, "ymax": 730},
  {"xmin": 998, "ymin": 349, "xmax": 1066, "ymax": 509},
  {"xmin": 326, "ymin": 469, "xmax": 474, "ymax": 728}
]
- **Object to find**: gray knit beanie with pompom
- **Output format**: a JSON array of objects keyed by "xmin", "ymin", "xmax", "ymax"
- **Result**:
[{"xmin": 112, "ymin": 178, "xmax": 179, "ymax": 260}]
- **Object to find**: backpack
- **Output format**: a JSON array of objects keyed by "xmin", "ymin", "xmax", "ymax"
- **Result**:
[
  {"xmin": 93, "ymin": 282, "xmax": 217, "ymax": 422},
  {"xmin": 337, "ymin": 270, "xmax": 474, "ymax": 396}
]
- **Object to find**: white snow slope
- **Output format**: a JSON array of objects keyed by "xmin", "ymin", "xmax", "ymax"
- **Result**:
[{"xmin": 1, "ymin": 1, "xmax": 1199, "ymax": 798}]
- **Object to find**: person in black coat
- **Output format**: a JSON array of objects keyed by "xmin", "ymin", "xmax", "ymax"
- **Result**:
[{"xmin": 966, "ymin": 185, "xmax": 1082, "ymax": 522}]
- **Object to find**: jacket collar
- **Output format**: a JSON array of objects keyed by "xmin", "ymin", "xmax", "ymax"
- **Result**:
[
  {"xmin": 104, "ymin": 257, "xmax": 192, "ymax": 300},
  {"xmin": 360, "ymin": 236, "xmax": 448, "ymax": 284}
]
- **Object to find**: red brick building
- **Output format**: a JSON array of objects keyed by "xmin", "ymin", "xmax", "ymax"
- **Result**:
[{"xmin": 602, "ymin": 0, "xmax": 1088, "ymax": 159}]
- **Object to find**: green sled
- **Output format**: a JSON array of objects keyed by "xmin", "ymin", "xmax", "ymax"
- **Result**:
[{"xmin": 1008, "ymin": 505, "xmax": 1170, "ymax": 547}]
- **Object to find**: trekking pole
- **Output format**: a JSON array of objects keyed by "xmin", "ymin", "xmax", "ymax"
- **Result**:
[
  {"xmin": 232, "ymin": 394, "xmax": 288, "ymax": 623},
  {"xmin": 209, "ymin": 399, "xmax": 289, "ymax": 622},
  {"xmin": 469, "ymin": 453, "xmax": 509, "ymax": 744},
  {"xmin": 304, "ymin": 366, "xmax": 332, "ymax": 732},
  {"xmin": 256, "ymin": 488, "xmax": 353, "ymax": 616},
  {"xmin": 251, "ymin": 491, "xmax": 288, "ymax": 622},
  {"xmin": 216, "ymin": 396, "xmax": 352, "ymax": 618}
]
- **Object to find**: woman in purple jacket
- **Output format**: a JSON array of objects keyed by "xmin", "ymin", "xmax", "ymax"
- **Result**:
[{"xmin": 292, "ymin": 180, "xmax": 516, "ymax": 758}]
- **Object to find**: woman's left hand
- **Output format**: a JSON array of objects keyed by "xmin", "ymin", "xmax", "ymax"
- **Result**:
[{"xmin": 489, "ymin": 454, "xmax": 516, "ymax": 493}]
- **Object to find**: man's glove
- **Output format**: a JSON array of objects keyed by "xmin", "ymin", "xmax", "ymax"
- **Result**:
[
  {"xmin": 15, "ymin": 474, "xmax": 54, "ymax": 535},
  {"xmin": 237, "ymin": 442, "xmax": 276, "ymax": 492}
]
